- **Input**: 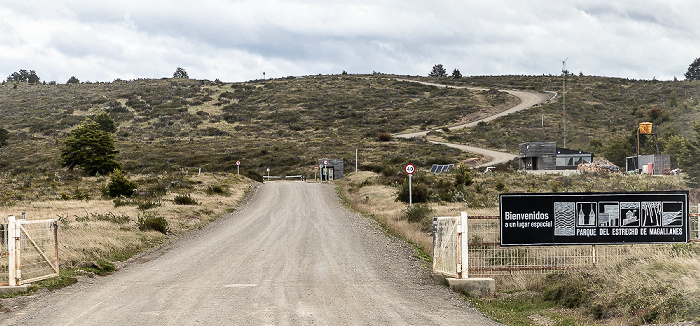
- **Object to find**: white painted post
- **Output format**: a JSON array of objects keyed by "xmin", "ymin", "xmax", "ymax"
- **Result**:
[
  {"xmin": 459, "ymin": 212, "xmax": 469, "ymax": 279},
  {"xmin": 355, "ymin": 149, "xmax": 358, "ymax": 173},
  {"xmin": 408, "ymin": 174, "xmax": 412, "ymax": 208},
  {"xmin": 7, "ymin": 215, "xmax": 20, "ymax": 286}
]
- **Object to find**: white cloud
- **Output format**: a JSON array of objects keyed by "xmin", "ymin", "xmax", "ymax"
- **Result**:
[{"xmin": 1, "ymin": 1, "xmax": 699, "ymax": 82}]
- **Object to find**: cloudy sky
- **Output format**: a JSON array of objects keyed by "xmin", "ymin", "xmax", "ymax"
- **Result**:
[{"xmin": 2, "ymin": 1, "xmax": 699, "ymax": 83}]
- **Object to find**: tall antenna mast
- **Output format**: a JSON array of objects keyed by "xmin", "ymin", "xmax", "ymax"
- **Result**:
[{"xmin": 561, "ymin": 57, "xmax": 568, "ymax": 148}]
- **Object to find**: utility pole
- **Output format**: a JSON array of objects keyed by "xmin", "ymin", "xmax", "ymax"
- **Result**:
[{"xmin": 562, "ymin": 58, "xmax": 568, "ymax": 148}]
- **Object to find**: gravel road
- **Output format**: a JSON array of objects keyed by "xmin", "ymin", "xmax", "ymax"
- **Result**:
[
  {"xmin": 1, "ymin": 182, "xmax": 500, "ymax": 325},
  {"xmin": 394, "ymin": 79, "xmax": 552, "ymax": 167}
]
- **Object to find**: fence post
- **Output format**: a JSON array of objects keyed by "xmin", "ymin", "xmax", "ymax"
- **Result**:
[
  {"xmin": 458, "ymin": 212, "xmax": 469, "ymax": 279},
  {"xmin": 7, "ymin": 215, "xmax": 21, "ymax": 286}
]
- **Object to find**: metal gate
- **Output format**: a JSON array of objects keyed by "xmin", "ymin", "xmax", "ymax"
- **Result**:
[
  {"xmin": 432, "ymin": 212, "xmax": 468, "ymax": 279},
  {"xmin": 2, "ymin": 215, "xmax": 59, "ymax": 286}
]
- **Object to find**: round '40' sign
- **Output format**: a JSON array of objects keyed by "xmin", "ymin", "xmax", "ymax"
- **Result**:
[{"xmin": 404, "ymin": 163, "xmax": 415, "ymax": 175}]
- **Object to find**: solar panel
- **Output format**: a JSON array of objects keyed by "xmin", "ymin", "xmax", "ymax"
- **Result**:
[{"xmin": 430, "ymin": 164, "xmax": 455, "ymax": 174}]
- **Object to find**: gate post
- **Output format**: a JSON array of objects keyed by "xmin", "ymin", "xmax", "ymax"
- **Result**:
[
  {"xmin": 458, "ymin": 212, "xmax": 468, "ymax": 279},
  {"xmin": 7, "ymin": 215, "xmax": 21, "ymax": 286}
]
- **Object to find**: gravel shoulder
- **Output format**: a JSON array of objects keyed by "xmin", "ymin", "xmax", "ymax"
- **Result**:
[{"xmin": 0, "ymin": 182, "xmax": 500, "ymax": 325}]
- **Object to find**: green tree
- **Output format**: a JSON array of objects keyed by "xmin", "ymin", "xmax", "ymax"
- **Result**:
[
  {"xmin": 661, "ymin": 134, "xmax": 692, "ymax": 170},
  {"xmin": 428, "ymin": 64, "xmax": 447, "ymax": 78},
  {"xmin": 7, "ymin": 69, "xmax": 40, "ymax": 84},
  {"xmin": 451, "ymin": 68, "xmax": 462, "ymax": 79},
  {"xmin": 66, "ymin": 76, "xmax": 80, "ymax": 84},
  {"xmin": 93, "ymin": 112, "xmax": 117, "ymax": 133},
  {"xmin": 685, "ymin": 57, "xmax": 700, "ymax": 81},
  {"xmin": 454, "ymin": 163, "xmax": 473, "ymax": 186},
  {"xmin": 173, "ymin": 67, "xmax": 189, "ymax": 79},
  {"xmin": 0, "ymin": 127, "xmax": 9, "ymax": 147},
  {"xmin": 602, "ymin": 135, "xmax": 635, "ymax": 168},
  {"xmin": 106, "ymin": 168, "xmax": 137, "ymax": 198},
  {"xmin": 61, "ymin": 119, "xmax": 121, "ymax": 175}
]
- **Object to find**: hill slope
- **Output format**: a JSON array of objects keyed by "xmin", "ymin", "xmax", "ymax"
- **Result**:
[{"xmin": 1, "ymin": 74, "xmax": 699, "ymax": 177}]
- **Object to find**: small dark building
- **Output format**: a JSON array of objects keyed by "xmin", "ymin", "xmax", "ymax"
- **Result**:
[
  {"xmin": 519, "ymin": 142, "xmax": 593, "ymax": 171},
  {"xmin": 519, "ymin": 142, "xmax": 557, "ymax": 170},
  {"xmin": 555, "ymin": 147, "xmax": 594, "ymax": 170},
  {"xmin": 318, "ymin": 159, "xmax": 344, "ymax": 181}
]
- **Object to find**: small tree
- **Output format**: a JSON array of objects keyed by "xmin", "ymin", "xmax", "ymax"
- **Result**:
[
  {"xmin": 454, "ymin": 164, "xmax": 473, "ymax": 187},
  {"xmin": 685, "ymin": 58, "xmax": 700, "ymax": 81},
  {"xmin": 67, "ymin": 76, "xmax": 80, "ymax": 84},
  {"xmin": 107, "ymin": 168, "xmax": 137, "ymax": 198},
  {"xmin": 93, "ymin": 112, "xmax": 117, "ymax": 133},
  {"xmin": 451, "ymin": 68, "xmax": 462, "ymax": 79},
  {"xmin": 428, "ymin": 64, "xmax": 447, "ymax": 78},
  {"xmin": 7, "ymin": 69, "xmax": 40, "ymax": 84},
  {"xmin": 173, "ymin": 67, "xmax": 189, "ymax": 79},
  {"xmin": 61, "ymin": 119, "xmax": 121, "ymax": 176}
]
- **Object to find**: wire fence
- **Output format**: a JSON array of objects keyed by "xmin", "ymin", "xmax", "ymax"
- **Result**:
[
  {"xmin": 0, "ymin": 217, "xmax": 58, "ymax": 286},
  {"xmin": 0, "ymin": 224, "xmax": 8, "ymax": 285},
  {"xmin": 466, "ymin": 215, "xmax": 699, "ymax": 278},
  {"xmin": 18, "ymin": 220, "xmax": 59, "ymax": 284}
]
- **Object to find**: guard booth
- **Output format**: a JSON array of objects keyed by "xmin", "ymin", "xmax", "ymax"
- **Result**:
[{"xmin": 318, "ymin": 159, "xmax": 344, "ymax": 181}]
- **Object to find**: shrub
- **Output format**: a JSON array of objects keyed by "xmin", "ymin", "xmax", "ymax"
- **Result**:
[
  {"xmin": 403, "ymin": 203, "xmax": 433, "ymax": 223},
  {"xmin": 454, "ymin": 164, "xmax": 473, "ymax": 186},
  {"xmin": 137, "ymin": 199, "xmax": 161, "ymax": 210},
  {"xmin": 138, "ymin": 214, "xmax": 169, "ymax": 234},
  {"xmin": 173, "ymin": 194, "xmax": 199, "ymax": 205},
  {"xmin": 244, "ymin": 170, "xmax": 263, "ymax": 182},
  {"xmin": 396, "ymin": 179, "xmax": 429, "ymax": 203},
  {"xmin": 206, "ymin": 184, "xmax": 229, "ymax": 195},
  {"xmin": 107, "ymin": 169, "xmax": 137, "ymax": 198},
  {"xmin": 93, "ymin": 212, "xmax": 131, "ymax": 224},
  {"xmin": 376, "ymin": 133, "xmax": 392, "ymax": 141}
]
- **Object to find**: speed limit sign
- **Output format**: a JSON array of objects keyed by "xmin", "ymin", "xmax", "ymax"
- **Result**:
[
  {"xmin": 236, "ymin": 160, "xmax": 241, "ymax": 166},
  {"xmin": 405, "ymin": 163, "xmax": 415, "ymax": 175}
]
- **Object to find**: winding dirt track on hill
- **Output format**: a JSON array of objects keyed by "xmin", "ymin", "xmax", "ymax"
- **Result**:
[
  {"xmin": 394, "ymin": 79, "xmax": 553, "ymax": 167},
  {"xmin": 1, "ymin": 182, "xmax": 500, "ymax": 325}
]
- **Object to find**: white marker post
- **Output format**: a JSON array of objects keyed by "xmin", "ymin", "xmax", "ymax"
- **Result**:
[
  {"xmin": 236, "ymin": 160, "xmax": 241, "ymax": 175},
  {"xmin": 405, "ymin": 163, "xmax": 415, "ymax": 207},
  {"xmin": 314, "ymin": 165, "xmax": 319, "ymax": 182},
  {"xmin": 323, "ymin": 160, "xmax": 328, "ymax": 182}
]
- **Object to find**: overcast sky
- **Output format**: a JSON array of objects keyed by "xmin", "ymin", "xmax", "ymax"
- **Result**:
[{"xmin": 2, "ymin": 1, "xmax": 699, "ymax": 83}]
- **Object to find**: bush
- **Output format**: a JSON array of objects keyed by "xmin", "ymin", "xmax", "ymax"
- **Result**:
[
  {"xmin": 403, "ymin": 203, "xmax": 433, "ymax": 223},
  {"xmin": 244, "ymin": 170, "xmax": 263, "ymax": 182},
  {"xmin": 454, "ymin": 164, "xmax": 473, "ymax": 186},
  {"xmin": 137, "ymin": 199, "xmax": 161, "ymax": 210},
  {"xmin": 375, "ymin": 133, "xmax": 392, "ymax": 141},
  {"xmin": 106, "ymin": 169, "xmax": 137, "ymax": 198},
  {"xmin": 206, "ymin": 184, "xmax": 229, "ymax": 195},
  {"xmin": 396, "ymin": 178, "xmax": 429, "ymax": 203},
  {"xmin": 173, "ymin": 193, "xmax": 199, "ymax": 205},
  {"xmin": 138, "ymin": 214, "xmax": 169, "ymax": 234}
]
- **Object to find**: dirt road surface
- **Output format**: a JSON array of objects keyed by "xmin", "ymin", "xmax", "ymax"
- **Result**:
[
  {"xmin": 1, "ymin": 182, "xmax": 500, "ymax": 325},
  {"xmin": 394, "ymin": 79, "xmax": 552, "ymax": 167}
]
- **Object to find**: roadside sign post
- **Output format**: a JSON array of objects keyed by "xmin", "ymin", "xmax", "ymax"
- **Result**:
[
  {"xmin": 236, "ymin": 160, "xmax": 241, "ymax": 175},
  {"xmin": 405, "ymin": 164, "xmax": 415, "ymax": 207},
  {"xmin": 323, "ymin": 160, "xmax": 328, "ymax": 182}
]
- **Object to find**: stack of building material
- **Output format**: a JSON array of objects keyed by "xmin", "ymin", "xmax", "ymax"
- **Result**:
[{"xmin": 578, "ymin": 158, "xmax": 620, "ymax": 173}]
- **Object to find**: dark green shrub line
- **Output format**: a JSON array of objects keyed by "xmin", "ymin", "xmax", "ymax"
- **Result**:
[
  {"xmin": 138, "ymin": 213, "xmax": 169, "ymax": 234},
  {"xmin": 173, "ymin": 194, "xmax": 199, "ymax": 205}
]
